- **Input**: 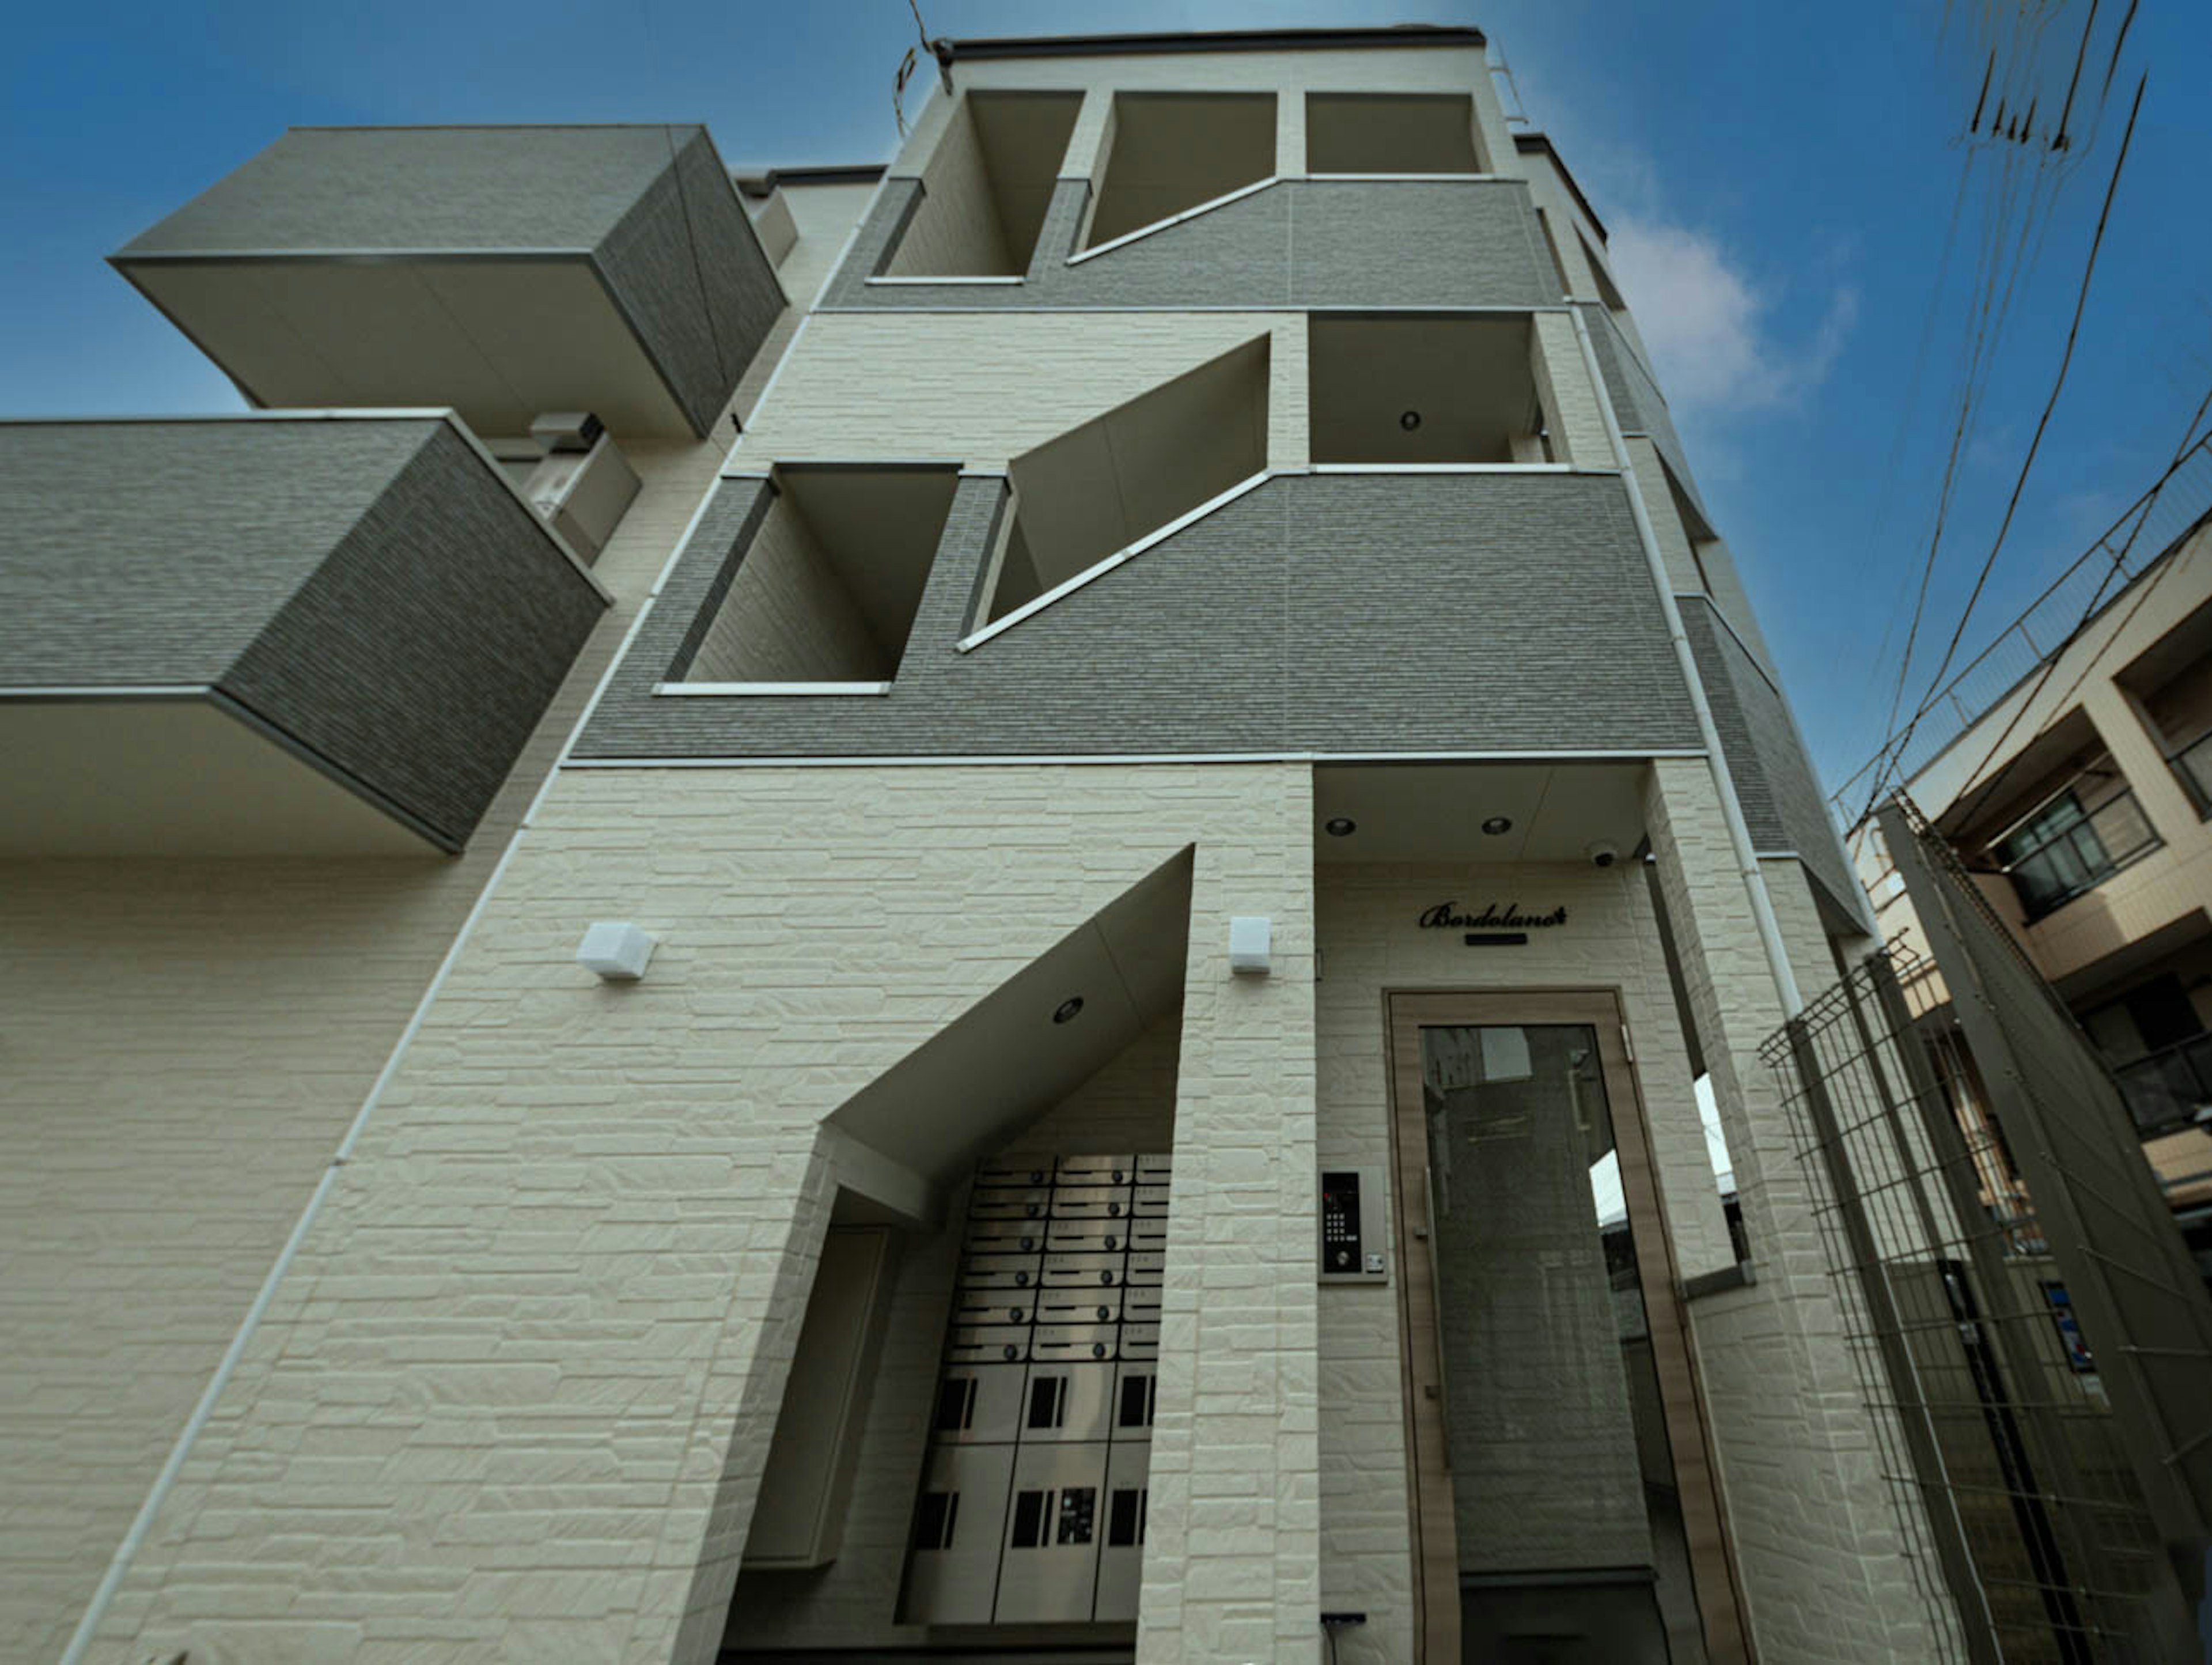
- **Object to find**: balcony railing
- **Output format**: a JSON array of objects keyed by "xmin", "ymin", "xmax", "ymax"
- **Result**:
[
  {"xmin": 2112, "ymin": 1032, "xmax": 2212, "ymax": 1136},
  {"xmin": 2169, "ymin": 731, "xmax": 2212, "ymax": 816},
  {"xmin": 1997, "ymin": 789, "xmax": 2160, "ymax": 919}
]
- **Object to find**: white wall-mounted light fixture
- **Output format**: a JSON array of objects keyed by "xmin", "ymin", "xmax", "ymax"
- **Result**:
[
  {"xmin": 1228, "ymin": 916, "xmax": 1272, "ymax": 977},
  {"xmin": 577, "ymin": 921, "xmax": 657, "ymax": 982}
]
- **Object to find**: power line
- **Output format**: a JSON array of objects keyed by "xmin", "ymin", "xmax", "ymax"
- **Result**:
[{"xmin": 1853, "ymin": 73, "xmax": 2148, "ymax": 831}]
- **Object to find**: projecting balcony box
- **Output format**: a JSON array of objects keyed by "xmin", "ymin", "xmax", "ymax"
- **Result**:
[
  {"xmin": 110, "ymin": 124, "xmax": 786, "ymax": 440},
  {"xmin": 0, "ymin": 414, "xmax": 608, "ymax": 856}
]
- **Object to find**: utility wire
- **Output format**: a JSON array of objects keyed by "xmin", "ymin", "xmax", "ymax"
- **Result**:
[{"xmin": 1854, "ymin": 73, "xmax": 2148, "ymax": 831}]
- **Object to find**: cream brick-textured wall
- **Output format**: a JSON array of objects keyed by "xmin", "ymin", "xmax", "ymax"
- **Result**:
[
  {"xmin": 1313, "ymin": 857, "xmax": 1728, "ymax": 1665},
  {"xmin": 1644, "ymin": 758, "xmax": 1963, "ymax": 1661},
  {"xmin": 885, "ymin": 98, "xmax": 1016, "ymax": 278},
  {"xmin": 94, "ymin": 761, "xmax": 1320, "ymax": 1664},
  {"xmin": 1531, "ymin": 308, "xmax": 1611, "ymax": 467},
  {"xmin": 733, "ymin": 311, "xmax": 1309, "ymax": 472},
  {"xmin": 687, "ymin": 489, "xmax": 888, "ymax": 682},
  {"xmin": 0, "ymin": 418, "xmax": 741, "ymax": 1665}
]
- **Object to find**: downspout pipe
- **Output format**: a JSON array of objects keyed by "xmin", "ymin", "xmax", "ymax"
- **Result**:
[{"xmin": 1567, "ymin": 304, "xmax": 1805, "ymax": 1016}]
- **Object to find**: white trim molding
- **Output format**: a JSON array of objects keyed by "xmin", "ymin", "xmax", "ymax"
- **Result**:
[
  {"xmin": 1067, "ymin": 176, "xmax": 1280, "ymax": 264},
  {"xmin": 653, "ymin": 681, "xmax": 893, "ymax": 697},
  {"xmin": 956, "ymin": 468, "xmax": 1274, "ymax": 653}
]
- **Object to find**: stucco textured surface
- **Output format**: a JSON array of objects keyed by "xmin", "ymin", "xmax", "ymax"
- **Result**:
[{"xmin": 582, "ymin": 471, "xmax": 1700, "ymax": 760}]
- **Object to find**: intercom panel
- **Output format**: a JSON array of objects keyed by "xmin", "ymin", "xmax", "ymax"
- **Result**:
[{"xmin": 1319, "ymin": 1166, "xmax": 1389, "ymax": 1282}]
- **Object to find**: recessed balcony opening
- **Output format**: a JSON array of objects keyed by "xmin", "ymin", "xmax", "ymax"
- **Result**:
[
  {"xmin": 1945, "ymin": 710, "xmax": 2161, "ymax": 922},
  {"xmin": 1305, "ymin": 92, "xmax": 1483, "ymax": 174},
  {"xmin": 2116, "ymin": 594, "xmax": 2212, "ymax": 813},
  {"xmin": 886, "ymin": 91, "xmax": 1083, "ymax": 278},
  {"xmin": 685, "ymin": 464, "xmax": 959, "ymax": 688},
  {"xmin": 978, "ymin": 336, "xmax": 1271, "ymax": 630},
  {"xmin": 1083, "ymin": 92, "xmax": 1275, "ymax": 249},
  {"xmin": 1308, "ymin": 314, "xmax": 1550, "ymax": 465}
]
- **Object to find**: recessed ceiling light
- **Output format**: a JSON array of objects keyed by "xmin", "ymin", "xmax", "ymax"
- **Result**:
[
  {"xmin": 1324, "ymin": 816, "xmax": 1357, "ymax": 837},
  {"xmin": 1399, "ymin": 409, "xmax": 1422, "ymax": 431},
  {"xmin": 1482, "ymin": 816, "xmax": 1513, "ymax": 835},
  {"xmin": 1053, "ymin": 997, "xmax": 1085, "ymax": 1025}
]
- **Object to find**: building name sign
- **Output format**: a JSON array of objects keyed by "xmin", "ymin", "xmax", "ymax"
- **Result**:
[{"xmin": 1417, "ymin": 902, "xmax": 1569, "ymax": 931}]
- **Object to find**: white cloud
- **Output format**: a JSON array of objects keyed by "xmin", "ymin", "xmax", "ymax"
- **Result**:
[{"xmin": 1607, "ymin": 218, "xmax": 1858, "ymax": 419}]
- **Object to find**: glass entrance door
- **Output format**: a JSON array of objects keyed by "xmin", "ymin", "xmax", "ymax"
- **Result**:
[{"xmin": 1387, "ymin": 994, "xmax": 1744, "ymax": 1663}]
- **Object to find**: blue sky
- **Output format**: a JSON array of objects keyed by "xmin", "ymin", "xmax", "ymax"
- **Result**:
[{"xmin": 6, "ymin": 1, "xmax": 2209, "ymax": 801}]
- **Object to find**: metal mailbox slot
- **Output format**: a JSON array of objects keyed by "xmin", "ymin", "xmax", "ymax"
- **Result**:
[
  {"xmin": 1032, "ymin": 1322, "xmax": 1119, "ymax": 1361},
  {"xmin": 1119, "ymin": 1322, "xmax": 1160, "ymax": 1359},
  {"xmin": 949, "ymin": 1287, "xmax": 1036, "ymax": 1325},
  {"xmin": 1037, "ymin": 1288, "xmax": 1124, "ymax": 1325},
  {"xmin": 1120, "ymin": 1288, "xmax": 1164, "ymax": 1326},
  {"xmin": 975, "ymin": 1161, "xmax": 1055, "ymax": 1187},
  {"xmin": 948, "ymin": 1323, "xmax": 1031, "ymax": 1364},
  {"xmin": 959, "ymin": 1253, "xmax": 1043, "ymax": 1289},
  {"xmin": 931, "ymin": 1363, "xmax": 1029, "ymax": 1445},
  {"xmin": 1018, "ymin": 1360, "xmax": 1115, "ymax": 1443},
  {"xmin": 1131, "ymin": 1184, "xmax": 1172, "ymax": 1216},
  {"xmin": 1093, "ymin": 1442, "xmax": 1153, "ymax": 1621},
  {"xmin": 1055, "ymin": 1154, "xmax": 1134, "ymax": 1184},
  {"xmin": 968, "ymin": 1186, "xmax": 1054, "ymax": 1220},
  {"xmin": 1137, "ymin": 1154, "xmax": 1173, "ymax": 1178},
  {"xmin": 1048, "ymin": 1185, "xmax": 1132, "ymax": 1220},
  {"xmin": 964, "ymin": 1223, "xmax": 1047, "ymax": 1255},
  {"xmin": 1111, "ymin": 1363, "xmax": 1158, "ymax": 1443},
  {"xmin": 1043, "ymin": 1224, "xmax": 1125, "ymax": 1254},
  {"xmin": 1125, "ymin": 1250, "xmax": 1166, "ymax": 1285},
  {"xmin": 900, "ymin": 1442, "xmax": 1014, "ymax": 1626},
  {"xmin": 1041, "ymin": 1251, "xmax": 1125, "ymax": 1286},
  {"xmin": 994, "ymin": 1441, "xmax": 1112, "ymax": 1624}
]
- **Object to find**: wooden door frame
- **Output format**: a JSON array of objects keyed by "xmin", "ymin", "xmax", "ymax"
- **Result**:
[{"xmin": 1384, "ymin": 988, "xmax": 1751, "ymax": 1663}]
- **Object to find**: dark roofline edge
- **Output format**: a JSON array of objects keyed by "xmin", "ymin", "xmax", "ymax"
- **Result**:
[
  {"xmin": 1515, "ymin": 131, "xmax": 1608, "ymax": 243},
  {"xmin": 944, "ymin": 25, "xmax": 1486, "ymax": 61}
]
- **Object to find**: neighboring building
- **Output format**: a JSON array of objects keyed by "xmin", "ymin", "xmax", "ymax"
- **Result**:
[
  {"xmin": 7, "ymin": 28, "xmax": 1982, "ymax": 1665},
  {"xmin": 1844, "ymin": 446, "xmax": 2212, "ymax": 1295}
]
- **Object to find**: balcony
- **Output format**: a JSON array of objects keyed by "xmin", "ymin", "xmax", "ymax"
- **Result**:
[
  {"xmin": 1992, "ymin": 781, "xmax": 2160, "ymax": 920},
  {"xmin": 2112, "ymin": 1033, "xmax": 2212, "ymax": 1136},
  {"xmin": 0, "ymin": 415, "xmax": 607, "ymax": 856},
  {"xmin": 111, "ymin": 125, "xmax": 785, "ymax": 439}
]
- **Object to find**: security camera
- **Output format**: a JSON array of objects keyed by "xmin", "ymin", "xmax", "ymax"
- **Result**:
[{"xmin": 1585, "ymin": 841, "xmax": 1620, "ymax": 869}]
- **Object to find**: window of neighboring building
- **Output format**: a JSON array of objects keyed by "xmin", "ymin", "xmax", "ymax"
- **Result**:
[
  {"xmin": 1307, "ymin": 313, "xmax": 1552, "ymax": 464},
  {"xmin": 882, "ymin": 90, "xmax": 1082, "ymax": 278},
  {"xmin": 1989, "ymin": 767, "xmax": 2159, "ymax": 919},
  {"xmin": 1304, "ymin": 92, "xmax": 1483, "ymax": 174},
  {"xmin": 682, "ymin": 464, "xmax": 960, "ymax": 688},
  {"xmin": 1081, "ymin": 92, "xmax": 1275, "ymax": 250}
]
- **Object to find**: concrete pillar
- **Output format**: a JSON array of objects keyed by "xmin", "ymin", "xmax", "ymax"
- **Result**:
[
  {"xmin": 2082, "ymin": 679, "xmax": 2200, "ymax": 846},
  {"xmin": 1138, "ymin": 814, "xmax": 1320, "ymax": 1664},
  {"xmin": 1643, "ymin": 759, "xmax": 1961, "ymax": 1661}
]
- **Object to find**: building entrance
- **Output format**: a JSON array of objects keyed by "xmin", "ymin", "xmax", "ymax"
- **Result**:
[{"xmin": 1386, "ymin": 992, "xmax": 1745, "ymax": 1663}]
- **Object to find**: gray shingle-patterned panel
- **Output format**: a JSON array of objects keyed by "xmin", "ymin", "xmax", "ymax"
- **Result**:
[
  {"xmin": 116, "ymin": 126, "xmax": 690, "ymax": 255},
  {"xmin": 1680, "ymin": 596, "xmax": 1859, "ymax": 919},
  {"xmin": 578, "ymin": 471, "xmax": 1700, "ymax": 759},
  {"xmin": 596, "ymin": 132, "xmax": 788, "ymax": 436},
  {"xmin": 222, "ymin": 424, "xmax": 607, "ymax": 849},
  {"xmin": 1580, "ymin": 303, "xmax": 1705, "ymax": 516},
  {"xmin": 658, "ymin": 479, "xmax": 777, "ymax": 682},
  {"xmin": 0, "ymin": 419, "xmax": 427, "ymax": 687},
  {"xmin": 824, "ymin": 177, "xmax": 1557, "ymax": 311}
]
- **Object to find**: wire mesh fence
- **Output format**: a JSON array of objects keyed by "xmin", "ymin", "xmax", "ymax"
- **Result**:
[{"xmin": 1764, "ymin": 949, "xmax": 2167, "ymax": 1662}]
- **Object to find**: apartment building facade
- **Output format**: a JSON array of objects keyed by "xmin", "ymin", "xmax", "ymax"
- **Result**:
[
  {"xmin": 1846, "ymin": 448, "xmax": 2212, "ymax": 1296},
  {"xmin": 5, "ymin": 27, "xmax": 1951, "ymax": 1664}
]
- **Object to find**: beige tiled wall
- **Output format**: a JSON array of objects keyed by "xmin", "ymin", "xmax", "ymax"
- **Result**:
[
  {"xmin": 93, "ymin": 761, "xmax": 1321, "ymax": 1664},
  {"xmin": 0, "ymin": 421, "xmax": 738, "ymax": 1665}
]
